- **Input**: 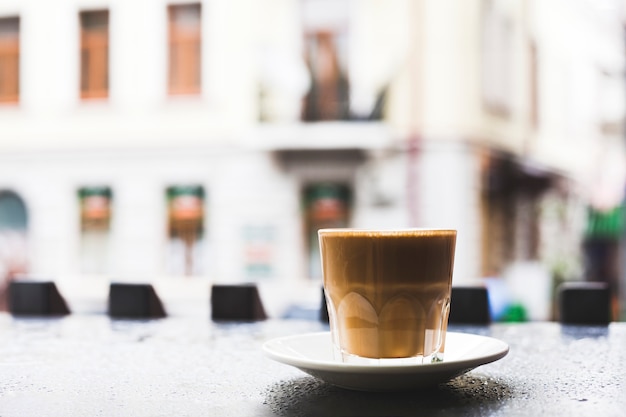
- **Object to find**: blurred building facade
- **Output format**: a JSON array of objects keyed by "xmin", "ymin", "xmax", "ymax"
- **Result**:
[{"xmin": 0, "ymin": 0, "xmax": 625, "ymax": 316}]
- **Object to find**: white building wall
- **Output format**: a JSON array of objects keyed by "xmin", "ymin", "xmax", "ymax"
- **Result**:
[
  {"xmin": 1, "ymin": 0, "xmax": 625, "ymax": 315},
  {"xmin": 0, "ymin": 148, "xmax": 312, "ymax": 281},
  {"xmin": 417, "ymin": 141, "xmax": 481, "ymax": 284}
]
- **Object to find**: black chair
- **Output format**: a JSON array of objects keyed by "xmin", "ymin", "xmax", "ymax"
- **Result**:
[
  {"xmin": 558, "ymin": 282, "xmax": 611, "ymax": 325},
  {"xmin": 8, "ymin": 280, "xmax": 71, "ymax": 316},
  {"xmin": 108, "ymin": 283, "xmax": 167, "ymax": 319},
  {"xmin": 320, "ymin": 287, "xmax": 329, "ymax": 323},
  {"xmin": 210, "ymin": 284, "xmax": 267, "ymax": 321},
  {"xmin": 448, "ymin": 286, "xmax": 491, "ymax": 325}
]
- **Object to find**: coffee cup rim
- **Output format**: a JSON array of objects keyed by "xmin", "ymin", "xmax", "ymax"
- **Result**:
[{"xmin": 318, "ymin": 228, "xmax": 456, "ymax": 236}]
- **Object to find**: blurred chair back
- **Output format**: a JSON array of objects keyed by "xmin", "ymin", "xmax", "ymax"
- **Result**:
[
  {"xmin": 108, "ymin": 283, "xmax": 167, "ymax": 319},
  {"xmin": 211, "ymin": 284, "xmax": 267, "ymax": 321},
  {"xmin": 320, "ymin": 287, "xmax": 329, "ymax": 323},
  {"xmin": 558, "ymin": 282, "xmax": 611, "ymax": 325},
  {"xmin": 448, "ymin": 286, "xmax": 491, "ymax": 325},
  {"xmin": 9, "ymin": 280, "xmax": 71, "ymax": 316}
]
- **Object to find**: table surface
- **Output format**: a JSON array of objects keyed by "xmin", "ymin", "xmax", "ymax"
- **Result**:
[{"xmin": 0, "ymin": 314, "xmax": 624, "ymax": 417}]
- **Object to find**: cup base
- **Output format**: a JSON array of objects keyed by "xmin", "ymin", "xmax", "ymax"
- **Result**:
[{"xmin": 334, "ymin": 345, "xmax": 444, "ymax": 365}]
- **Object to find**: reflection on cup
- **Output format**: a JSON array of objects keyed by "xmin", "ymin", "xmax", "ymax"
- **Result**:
[{"xmin": 318, "ymin": 228, "xmax": 456, "ymax": 364}]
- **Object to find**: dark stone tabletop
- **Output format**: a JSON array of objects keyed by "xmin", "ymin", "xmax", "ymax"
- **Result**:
[{"xmin": 0, "ymin": 314, "xmax": 624, "ymax": 416}]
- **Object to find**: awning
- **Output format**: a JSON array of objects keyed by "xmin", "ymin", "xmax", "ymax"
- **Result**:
[
  {"xmin": 585, "ymin": 204, "xmax": 625, "ymax": 239},
  {"xmin": 484, "ymin": 152, "xmax": 558, "ymax": 195}
]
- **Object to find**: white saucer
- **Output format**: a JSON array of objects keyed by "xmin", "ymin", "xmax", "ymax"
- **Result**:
[{"xmin": 263, "ymin": 331, "xmax": 509, "ymax": 391}]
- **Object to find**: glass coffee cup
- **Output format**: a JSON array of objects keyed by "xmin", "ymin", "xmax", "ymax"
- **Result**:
[{"xmin": 319, "ymin": 228, "xmax": 456, "ymax": 364}]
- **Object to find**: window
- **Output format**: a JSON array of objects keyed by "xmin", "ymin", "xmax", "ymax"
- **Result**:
[
  {"xmin": 0, "ymin": 17, "xmax": 19, "ymax": 103},
  {"xmin": 79, "ymin": 187, "xmax": 112, "ymax": 233},
  {"xmin": 300, "ymin": 0, "xmax": 351, "ymax": 121},
  {"xmin": 481, "ymin": 0, "xmax": 512, "ymax": 116},
  {"xmin": 168, "ymin": 4, "xmax": 201, "ymax": 95},
  {"xmin": 80, "ymin": 10, "xmax": 109, "ymax": 99},
  {"xmin": 303, "ymin": 183, "xmax": 351, "ymax": 279},
  {"xmin": 78, "ymin": 187, "xmax": 112, "ymax": 274},
  {"xmin": 302, "ymin": 31, "xmax": 350, "ymax": 121},
  {"xmin": 0, "ymin": 190, "xmax": 29, "ymax": 280},
  {"xmin": 166, "ymin": 185, "xmax": 205, "ymax": 276}
]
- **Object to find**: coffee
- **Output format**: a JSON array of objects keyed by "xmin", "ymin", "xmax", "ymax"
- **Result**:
[{"xmin": 319, "ymin": 229, "xmax": 456, "ymax": 360}]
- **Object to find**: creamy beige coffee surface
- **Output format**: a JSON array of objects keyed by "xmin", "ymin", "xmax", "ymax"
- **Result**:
[{"xmin": 319, "ymin": 229, "xmax": 456, "ymax": 359}]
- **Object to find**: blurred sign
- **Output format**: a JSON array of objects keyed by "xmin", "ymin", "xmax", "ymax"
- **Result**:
[{"xmin": 242, "ymin": 224, "xmax": 275, "ymax": 279}]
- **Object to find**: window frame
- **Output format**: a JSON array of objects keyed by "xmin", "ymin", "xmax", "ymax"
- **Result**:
[
  {"xmin": 0, "ymin": 16, "xmax": 20, "ymax": 104},
  {"xmin": 79, "ymin": 10, "xmax": 110, "ymax": 100},
  {"xmin": 167, "ymin": 3, "xmax": 202, "ymax": 96},
  {"xmin": 302, "ymin": 29, "xmax": 350, "ymax": 121}
]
